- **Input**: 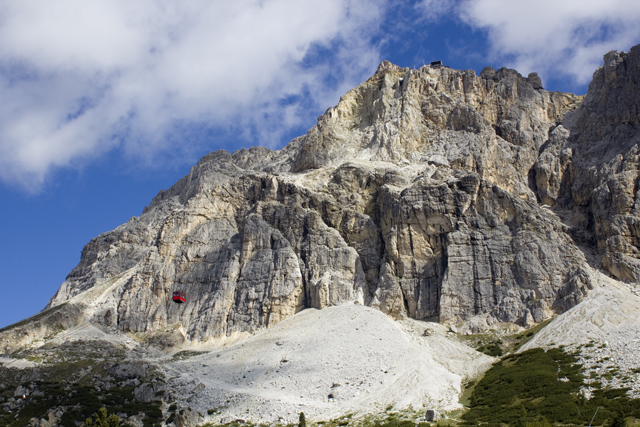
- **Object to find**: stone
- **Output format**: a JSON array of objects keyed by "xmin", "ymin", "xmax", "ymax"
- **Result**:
[
  {"xmin": 20, "ymin": 43, "xmax": 640, "ymax": 351},
  {"xmin": 479, "ymin": 66, "xmax": 496, "ymax": 80},
  {"xmin": 527, "ymin": 72, "xmax": 543, "ymax": 89},
  {"xmin": 174, "ymin": 409, "xmax": 202, "ymax": 427},
  {"xmin": 133, "ymin": 382, "xmax": 167, "ymax": 403},
  {"xmin": 425, "ymin": 409, "xmax": 441, "ymax": 421},
  {"xmin": 107, "ymin": 363, "xmax": 146, "ymax": 380},
  {"xmin": 144, "ymin": 327, "xmax": 186, "ymax": 349},
  {"xmin": 427, "ymin": 155, "xmax": 449, "ymax": 167},
  {"xmin": 14, "ymin": 385, "xmax": 28, "ymax": 398},
  {"xmin": 29, "ymin": 418, "xmax": 50, "ymax": 427}
]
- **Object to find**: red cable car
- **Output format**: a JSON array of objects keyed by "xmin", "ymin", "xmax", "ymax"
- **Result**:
[{"xmin": 172, "ymin": 291, "xmax": 186, "ymax": 303}]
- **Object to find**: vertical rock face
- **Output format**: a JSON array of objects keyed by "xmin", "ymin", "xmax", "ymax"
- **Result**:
[
  {"xmin": 46, "ymin": 46, "xmax": 640, "ymax": 341},
  {"xmin": 534, "ymin": 45, "xmax": 640, "ymax": 283}
]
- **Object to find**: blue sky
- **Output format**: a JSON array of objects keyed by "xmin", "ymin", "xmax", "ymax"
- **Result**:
[{"xmin": 2, "ymin": 0, "xmax": 640, "ymax": 329}]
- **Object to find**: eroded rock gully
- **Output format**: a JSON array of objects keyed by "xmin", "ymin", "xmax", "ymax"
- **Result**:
[{"xmin": 40, "ymin": 46, "xmax": 640, "ymax": 343}]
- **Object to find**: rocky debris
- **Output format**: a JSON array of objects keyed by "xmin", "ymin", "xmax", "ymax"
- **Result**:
[
  {"xmin": 13, "ymin": 385, "xmax": 27, "ymax": 397},
  {"xmin": 0, "ymin": 337, "xmax": 168, "ymax": 426},
  {"xmin": 165, "ymin": 304, "xmax": 493, "ymax": 425},
  {"xmin": 125, "ymin": 414, "xmax": 146, "ymax": 427},
  {"xmin": 174, "ymin": 408, "xmax": 202, "ymax": 427},
  {"xmin": 520, "ymin": 271, "xmax": 640, "ymax": 397},
  {"xmin": 427, "ymin": 155, "xmax": 449, "ymax": 167},
  {"xmin": 191, "ymin": 382, "xmax": 205, "ymax": 394},
  {"xmin": 0, "ymin": 277, "xmax": 636, "ymax": 426},
  {"xmin": 3, "ymin": 397, "xmax": 20, "ymax": 412},
  {"xmin": 25, "ymin": 408, "xmax": 64, "ymax": 427},
  {"xmin": 106, "ymin": 362, "xmax": 147, "ymax": 380},
  {"xmin": 133, "ymin": 381, "xmax": 167, "ymax": 403},
  {"xmin": 144, "ymin": 328, "xmax": 186, "ymax": 350},
  {"xmin": 29, "ymin": 419, "xmax": 46, "ymax": 427}
]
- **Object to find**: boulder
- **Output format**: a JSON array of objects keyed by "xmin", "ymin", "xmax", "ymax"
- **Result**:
[{"xmin": 107, "ymin": 363, "xmax": 146, "ymax": 380}]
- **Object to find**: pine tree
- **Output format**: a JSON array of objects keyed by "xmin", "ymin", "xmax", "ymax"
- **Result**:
[{"xmin": 299, "ymin": 411, "xmax": 306, "ymax": 427}]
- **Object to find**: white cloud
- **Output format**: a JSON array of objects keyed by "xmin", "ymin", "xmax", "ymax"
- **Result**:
[
  {"xmin": 458, "ymin": 0, "xmax": 640, "ymax": 86},
  {"xmin": 0, "ymin": 0, "xmax": 385, "ymax": 190},
  {"xmin": 414, "ymin": 0, "xmax": 455, "ymax": 22}
]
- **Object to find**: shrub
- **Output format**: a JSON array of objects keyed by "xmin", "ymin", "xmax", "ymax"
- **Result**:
[
  {"xmin": 463, "ymin": 348, "xmax": 640, "ymax": 426},
  {"xmin": 476, "ymin": 343, "xmax": 503, "ymax": 357},
  {"xmin": 609, "ymin": 412, "xmax": 625, "ymax": 427},
  {"xmin": 84, "ymin": 407, "xmax": 120, "ymax": 427}
]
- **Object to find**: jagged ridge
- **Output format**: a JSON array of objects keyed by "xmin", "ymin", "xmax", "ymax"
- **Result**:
[{"xmin": 13, "ymin": 46, "xmax": 640, "ymax": 347}]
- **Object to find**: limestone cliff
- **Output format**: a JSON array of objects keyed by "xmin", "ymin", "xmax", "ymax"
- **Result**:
[
  {"xmin": 535, "ymin": 45, "xmax": 640, "ymax": 283},
  {"xmin": 41, "ymin": 47, "xmax": 640, "ymax": 343}
]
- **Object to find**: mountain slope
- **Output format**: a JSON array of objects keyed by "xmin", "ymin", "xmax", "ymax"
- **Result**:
[
  {"xmin": 33, "ymin": 57, "xmax": 600, "ymax": 344},
  {"xmin": 2, "ymin": 45, "xmax": 640, "ymax": 427}
]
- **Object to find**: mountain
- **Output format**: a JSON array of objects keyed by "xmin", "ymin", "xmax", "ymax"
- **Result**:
[
  {"xmin": 1, "ymin": 45, "xmax": 640, "ymax": 427},
  {"xmin": 42, "ymin": 56, "xmax": 591, "ymax": 341}
]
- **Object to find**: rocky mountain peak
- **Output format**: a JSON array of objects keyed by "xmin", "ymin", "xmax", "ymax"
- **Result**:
[
  {"xmin": 7, "ymin": 46, "xmax": 640, "ymax": 352},
  {"xmin": 535, "ymin": 45, "xmax": 640, "ymax": 284}
]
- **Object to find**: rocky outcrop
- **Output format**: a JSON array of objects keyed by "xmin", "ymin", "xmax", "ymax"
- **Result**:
[
  {"xmin": 42, "ymin": 47, "xmax": 640, "ymax": 343},
  {"xmin": 534, "ymin": 45, "xmax": 640, "ymax": 283}
]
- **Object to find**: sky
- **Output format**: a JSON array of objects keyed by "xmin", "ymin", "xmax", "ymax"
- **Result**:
[{"xmin": 2, "ymin": 0, "xmax": 640, "ymax": 329}]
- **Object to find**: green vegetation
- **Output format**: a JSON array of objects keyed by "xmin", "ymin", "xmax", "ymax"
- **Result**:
[
  {"xmin": 509, "ymin": 325, "xmax": 542, "ymax": 351},
  {"xmin": 84, "ymin": 407, "xmax": 120, "ymax": 426},
  {"xmin": 311, "ymin": 410, "xmax": 425, "ymax": 427},
  {"xmin": 199, "ymin": 408, "xmax": 435, "ymax": 427},
  {"xmin": 476, "ymin": 342, "xmax": 503, "ymax": 357},
  {"xmin": 461, "ymin": 347, "xmax": 640, "ymax": 426},
  {"xmin": 0, "ymin": 341, "xmax": 163, "ymax": 427},
  {"xmin": 0, "ymin": 379, "xmax": 163, "ymax": 427},
  {"xmin": 3, "ymin": 314, "xmax": 640, "ymax": 427},
  {"xmin": 456, "ymin": 319, "xmax": 554, "ymax": 358},
  {"xmin": 459, "ymin": 379, "xmax": 477, "ymax": 407}
]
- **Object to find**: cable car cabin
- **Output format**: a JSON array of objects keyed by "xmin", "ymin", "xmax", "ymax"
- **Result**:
[{"xmin": 172, "ymin": 291, "xmax": 186, "ymax": 304}]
